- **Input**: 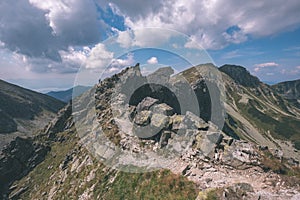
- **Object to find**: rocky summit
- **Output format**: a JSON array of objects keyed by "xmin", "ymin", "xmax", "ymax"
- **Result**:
[{"xmin": 1, "ymin": 64, "xmax": 300, "ymax": 199}]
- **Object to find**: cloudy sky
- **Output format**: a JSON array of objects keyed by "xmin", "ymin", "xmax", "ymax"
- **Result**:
[{"xmin": 1, "ymin": 0, "xmax": 300, "ymax": 92}]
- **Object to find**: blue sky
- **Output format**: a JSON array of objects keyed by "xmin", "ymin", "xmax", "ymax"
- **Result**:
[{"xmin": 0, "ymin": 0, "xmax": 300, "ymax": 92}]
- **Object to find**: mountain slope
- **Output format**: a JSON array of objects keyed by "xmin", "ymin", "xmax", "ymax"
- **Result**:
[
  {"xmin": 217, "ymin": 65, "xmax": 300, "ymax": 154},
  {"xmin": 272, "ymin": 79, "xmax": 300, "ymax": 109},
  {"xmin": 46, "ymin": 85, "xmax": 91, "ymax": 102},
  {"xmin": 0, "ymin": 80, "xmax": 65, "ymax": 148},
  {"xmin": 2, "ymin": 65, "xmax": 300, "ymax": 199},
  {"xmin": 272, "ymin": 79, "xmax": 300, "ymax": 99}
]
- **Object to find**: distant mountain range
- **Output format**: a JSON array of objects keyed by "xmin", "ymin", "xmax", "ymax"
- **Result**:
[
  {"xmin": 0, "ymin": 79, "xmax": 65, "ymax": 148},
  {"xmin": 272, "ymin": 79, "xmax": 300, "ymax": 100},
  {"xmin": 46, "ymin": 85, "xmax": 91, "ymax": 102}
]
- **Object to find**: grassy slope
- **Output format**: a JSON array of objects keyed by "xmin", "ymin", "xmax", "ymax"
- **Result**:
[
  {"xmin": 227, "ymin": 83, "xmax": 300, "ymax": 150},
  {"xmin": 12, "ymin": 128, "xmax": 198, "ymax": 200}
]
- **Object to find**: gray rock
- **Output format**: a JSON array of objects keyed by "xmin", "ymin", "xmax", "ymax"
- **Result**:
[
  {"xmin": 159, "ymin": 131, "xmax": 173, "ymax": 148},
  {"xmin": 133, "ymin": 110, "xmax": 152, "ymax": 126},
  {"xmin": 151, "ymin": 114, "xmax": 169, "ymax": 129},
  {"xmin": 170, "ymin": 114, "xmax": 184, "ymax": 130},
  {"xmin": 183, "ymin": 111, "xmax": 208, "ymax": 130},
  {"xmin": 147, "ymin": 66, "xmax": 174, "ymax": 84},
  {"xmin": 151, "ymin": 103, "xmax": 174, "ymax": 116},
  {"xmin": 195, "ymin": 132, "xmax": 223, "ymax": 157},
  {"xmin": 206, "ymin": 132, "xmax": 223, "ymax": 144},
  {"xmin": 133, "ymin": 113, "xmax": 169, "ymax": 139},
  {"xmin": 136, "ymin": 97, "xmax": 159, "ymax": 112},
  {"xmin": 224, "ymin": 183, "xmax": 254, "ymax": 199}
]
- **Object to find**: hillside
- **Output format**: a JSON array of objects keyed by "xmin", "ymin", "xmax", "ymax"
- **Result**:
[
  {"xmin": 218, "ymin": 65, "xmax": 300, "ymax": 153},
  {"xmin": 1, "ymin": 65, "xmax": 300, "ymax": 199},
  {"xmin": 272, "ymin": 79, "xmax": 300, "ymax": 99},
  {"xmin": 0, "ymin": 80, "xmax": 65, "ymax": 148},
  {"xmin": 46, "ymin": 85, "xmax": 91, "ymax": 102}
]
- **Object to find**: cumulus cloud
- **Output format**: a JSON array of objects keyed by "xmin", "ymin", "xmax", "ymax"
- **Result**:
[
  {"xmin": 254, "ymin": 62, "xmax": 279, "ymax": 72},
  {"xmin": 0, "ymin": 0, "xmax": 60, "ymax": 60},
  {"xmin": 29, "ymin": 0, "xmax": 101, "ymax": 46},
  {"xmin": 0, "ymin": 0, "xmax": 105, "ymax": 75},
  {"xmin": 102, "ymin": 53, "xmax": 135, "ymax": 75},
  {"xmin": 85, "ymin": 43, "xmax": 113, "ymax": 69},
  {"xmin": 114, "ymin": 28, "xmax": 175, "ymax": 48},
  {"xmin": 147, "ymin": 57, "xmax": 158, "ymax": 64},
  {"xmin": 106, "ymin": 0, "xmax": 300, "ymax": 49},
  {"xmin": 111, "ymin": 53, "xmax": 135, "ymax": 68},
  {"xmin": 184, "ymin": 36, "xmax": 202, "ymax": 49},
  {"xmin": 2, "ymin": 0, "xmax": 300, "ymax": 79}
]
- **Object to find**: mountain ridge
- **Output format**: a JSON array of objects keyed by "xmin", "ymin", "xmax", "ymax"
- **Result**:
[{"xmin": 1, "ymin": 64, "xmax": 300, "ymax": 199}]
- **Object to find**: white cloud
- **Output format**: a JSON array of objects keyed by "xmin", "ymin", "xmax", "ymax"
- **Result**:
[
  {"xmin": 0, "ymin": 41, "xmax": 5, "ymax": 47},
  {"xmin": 115, "ymin": 29, "xmax": 133, "ymax": 48},
  {"xmin": 254, "ymin": 62, "xmax": 279, "ymax": 72},
  {"xmin": 147, "ymin": 57, "xmax": 158, "ymax": 64},
  {"xmin": 29, "ymin": 0, "xmax": 101, "ymax": 46},
  {"xmin": 184, "ymin": 36, "xmax": 203, "ymax": 49},
  {"xmin": 114, "ymin": 28, "xmax": 176, "ymax": 48},
  {"xmin": 86, "ymin": 43, "xmax": 114, "ymax": 69},
  {"xmin": 111, "ymin": 53, "xmax": 135, "ymax": 68},
  {"xmin": 222, "ymin": 29, "xmax": 248, "ymax": 44},
  {"xmin": 255, "ymin": 62, "xmax": 279, "ymax": 67},
  {"xmin": 107, "ymin": 0, "xmax": 300, "ymax": 50}
]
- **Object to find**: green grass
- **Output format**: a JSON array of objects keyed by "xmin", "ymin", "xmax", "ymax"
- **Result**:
[
  {"xmin": 236, "ymin": 98, "xmax": 300, "ymax": 150},
  {"xmin": 12, "ymin": 126, "xmax": 198, "ymax": 200},
  {"xmin": 96, "ymin": 170, "xmax": 198, "ymax": 200},
  {"xmin": 12, "ymin": 129, "xmax": 78, "ymax": 199}
]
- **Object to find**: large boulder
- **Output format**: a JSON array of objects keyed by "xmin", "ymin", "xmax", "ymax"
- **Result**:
[
  {"xmin": 195, "ymin": 131, "xmax": 223, "ymax": 157},
  {"xmin": 136, "ymin": 97, "xmax": 159, "ymax": 112},
  {"xmin": 182, "ymin": 111, "xmax": 209, "ymax": 130},
  {"xmin": 206, "ymin": 132, "xmax": 223, "ymax": 144}
]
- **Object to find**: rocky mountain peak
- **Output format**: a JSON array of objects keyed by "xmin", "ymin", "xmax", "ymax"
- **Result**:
[{"xmin": 219, "ymin": 64, "xmax": 260, "ymax": 87}]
